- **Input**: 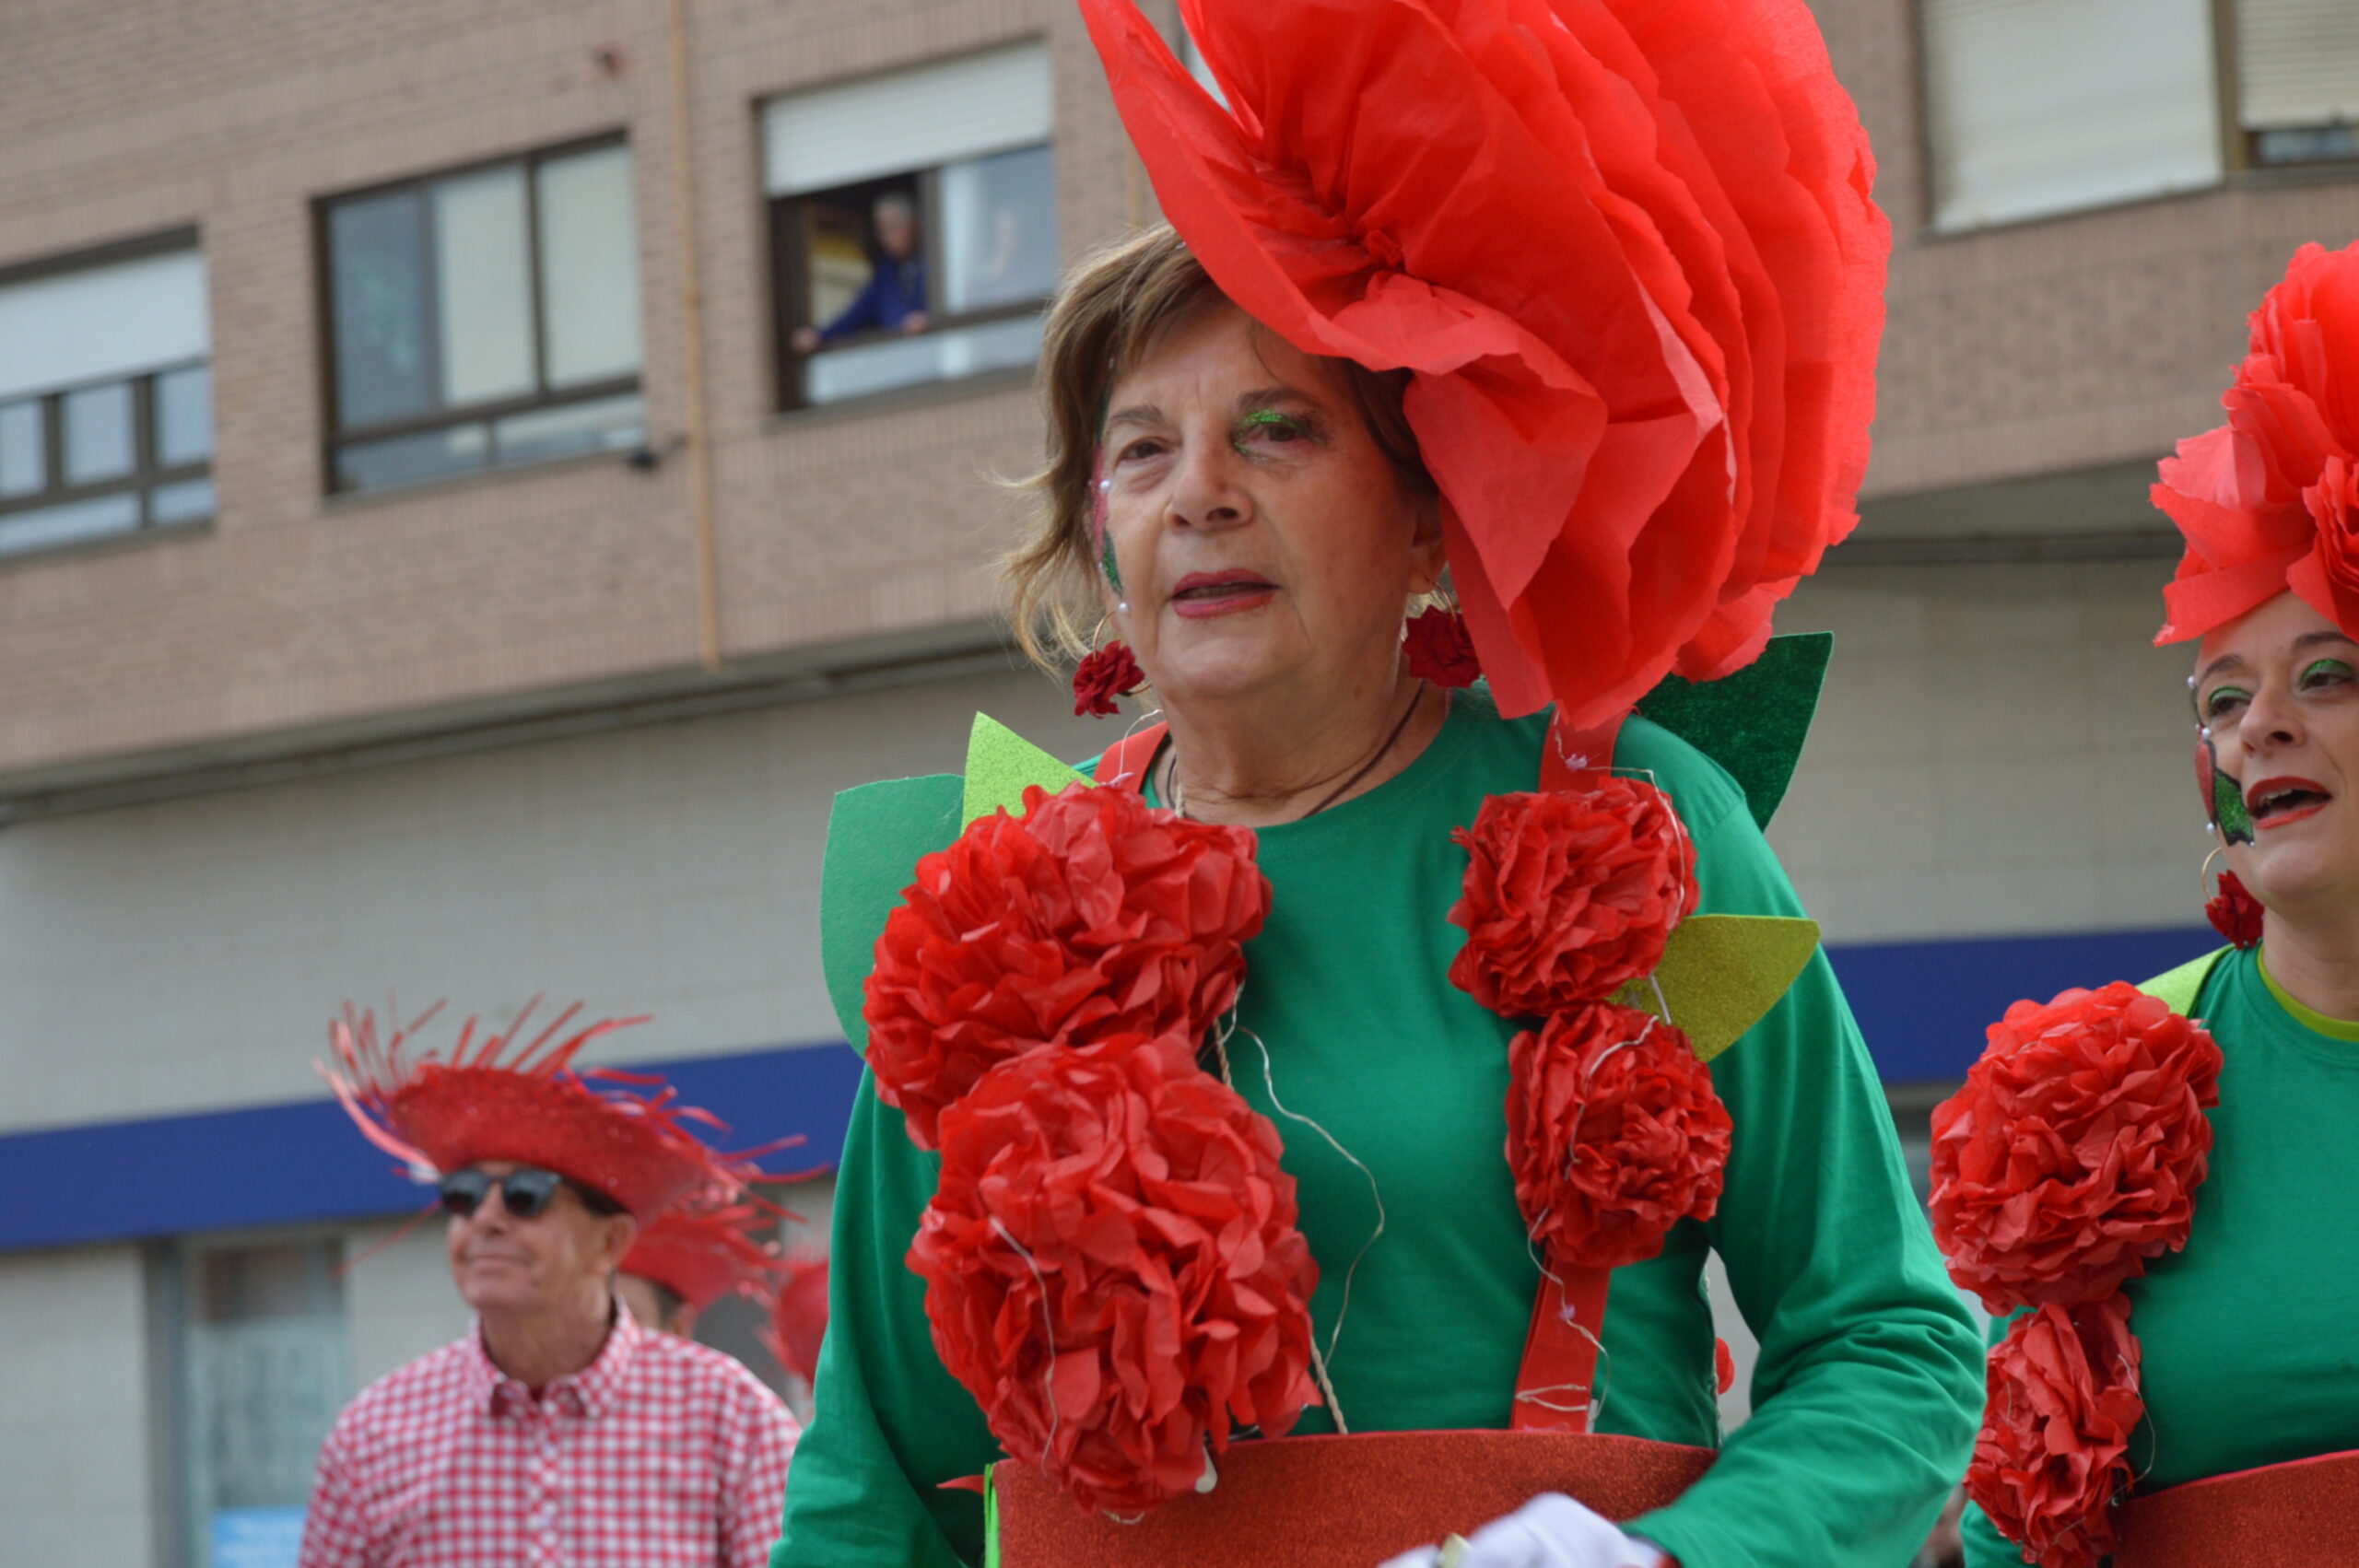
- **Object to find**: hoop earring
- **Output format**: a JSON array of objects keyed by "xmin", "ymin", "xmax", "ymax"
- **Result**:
[
  {"xmin": 2200, "ymin": 845, "xmax": 2263, "ymax": 950},
  {"xmin": 1072, "ymin": 613, "xmax": 1145, "ymax": 720}
]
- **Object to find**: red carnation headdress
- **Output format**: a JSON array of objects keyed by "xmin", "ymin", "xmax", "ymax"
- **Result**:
[
  {"xmin": 621, "ymin": 1199, "xmax": 795, "ymax": 1313},
  {"xmin": 2155, "ymin": 240, "xmax": 2359, "ymax": 644},
  {"xmin": 1079, "ymin": 0, "xmax": 1890, "ymax": 730},
  {"xmin": 323, "ymin": 1000, "xmax": 736, "ymax": 1219}
]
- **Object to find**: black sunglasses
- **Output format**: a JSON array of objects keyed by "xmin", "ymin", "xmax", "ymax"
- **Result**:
[{"xmin": 438, "ymin": 1166, "xmax": 569, "ymax": 1220}]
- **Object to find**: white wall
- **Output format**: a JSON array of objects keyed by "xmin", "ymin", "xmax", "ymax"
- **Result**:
[
  {"xmin": 1770, "ymin": 556, "xmax": 2202, "ymax": 942},
  {"xmin": 0, "ymin": 663, "xmax": 1108, "ymax": 1135},
  {"xmin": 0, "ymin": 1245, "xmax": 155, "ymax": 1566}
]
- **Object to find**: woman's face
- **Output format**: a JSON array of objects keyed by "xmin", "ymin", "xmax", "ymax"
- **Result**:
[
  {"xmin": 2194, "ymin": 591, "xmax": 2359, "ymax": 913},
  {"xmin": 1096, "ymin": 304, "xmax": 1442, "ymax": 711}
]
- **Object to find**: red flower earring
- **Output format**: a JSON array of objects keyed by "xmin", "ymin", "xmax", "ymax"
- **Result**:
[
  {"xmin": 1073, "ymin": 619, "xmax": 1145, "ymax": 718},
  {"xmin": 2201, "ymin": 849, "xmax": 2264, "ymax": 949},
  {"xmin": 1403, "ymin": 606, "xmax": 1480, "ymax": 688}
]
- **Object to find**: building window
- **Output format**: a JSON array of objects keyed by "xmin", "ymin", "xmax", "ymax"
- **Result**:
[
  {"xmin": 1920, "ymin": 0, "xmax": 2224, "ymax": 231},
  {"xmin": 2238, "ymin": 0, "xmax": 2359, "ymax": 168},
  {"xmin": 764, "ymin": 42, "xmax": 1058, "ymax": 409},
  {"xmin": 172, "ymin": 1235, "xmax": 352, "ymax": 1568},
  {"xmin": 0, "ymin": 241, "xmax": 214, "ymax": 557},
  {"xmin": 321, "ymin": 139, "xmax": 645, "ymax": 494}
]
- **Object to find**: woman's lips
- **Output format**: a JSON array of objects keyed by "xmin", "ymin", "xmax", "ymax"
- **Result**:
[
  {"xmin": 2246, "ymin": 775, "xmax": 2332, "ymax": 829},
  {"xmin": 1170, "ymin": 573, "xmax": 1277, "ymax": 620}
]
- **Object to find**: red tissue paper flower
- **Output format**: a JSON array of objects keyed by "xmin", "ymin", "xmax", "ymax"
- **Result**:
[
  {"xmin": 2154, "ymin": 240, "xmax": 2359, "ymax": 644},
  {"xmin": 1402, "ymin": 607, "xmax": 1482, "ymax": 688},
  {"xmin": 1077, "ymin": 0, "xmax": 1889, "ymax": 731},
  {"xmin": 1930, "ymin": 983, "xmax": 2223, "ymax": 1316},
  {"xmin": 863, "ymin": 783, "xmax": 1271, "ymax": 1148},
  {"xmin": 1073, "ymin": 643, "xmax": 1145, "ymax": 718},
  {"xmin": 909, "ymin": 1036, "xmax": 1320, "ymax": 1516},
  {"xmin": 1506, "ymin": 1001, "xmax": 1731, "ymax": 1271},
  {"xmin": 1966, "ymin": 1296, "xmax": 2142, "ymax": 1568},
  {"xmin": 2205, "ymin": 869, "xmax": 2265, "ymax": 950},
  {"xmin": 1449, "ymin": 780, "xmax": 1697, "ymax": 1017}
]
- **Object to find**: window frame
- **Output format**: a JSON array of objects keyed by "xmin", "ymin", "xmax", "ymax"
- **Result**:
[
  {"xmin": 1910, "ymin": 0, "xmax": 2358, "ymax": 238},
  {"xmin": 768, "ymin": 147, "xmax": 1057, "ymax": 414},
  {"xmin": 313, "ymin": 132, "xmax": 644, "ymax": 496}
]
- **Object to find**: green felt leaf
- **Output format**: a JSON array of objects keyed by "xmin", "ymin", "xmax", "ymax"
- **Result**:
[
  {"xmin": 1616, "ymin": 913, "xmax": 1822, "ymax": 1061},
  {"xmin": 963, "ymin": 712, "xmax": 1091, "ymax": 828},
  {"xmin": 1635, "ymin": 631, "xmax": 1832, "ymax": 829},
  {"xmin": 819, "ymin": 774, "xmax": 963, "ymax": 1051}
]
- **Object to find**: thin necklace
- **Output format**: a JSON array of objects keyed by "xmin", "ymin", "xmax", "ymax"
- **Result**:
[{"xmin": 1165, "ymin": 681, "xmax": 1432, "ymax": 823}]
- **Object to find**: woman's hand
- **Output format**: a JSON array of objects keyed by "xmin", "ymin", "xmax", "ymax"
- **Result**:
[{"xmin": 1376, "ymin": 1493, "xmax": 1669, "ymax": 1568}]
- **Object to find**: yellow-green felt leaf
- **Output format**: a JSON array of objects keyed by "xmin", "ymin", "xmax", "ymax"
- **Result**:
[
  {"xmin": 1616, "ymin": 914, "xmax": 1822, "ymax": 1061},
  {"xmin": 961, "ymin": 712, "xmax": 1091, "ymax": 828}
]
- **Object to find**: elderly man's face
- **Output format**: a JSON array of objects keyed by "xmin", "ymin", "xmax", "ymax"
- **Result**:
[
  {"xmin": 874, "ymin": 202, "xmax": 920, "ymax": 260},
  {"xmin": 445, "ymin": 1161, "xmax": 635, "ymax": 1317}
]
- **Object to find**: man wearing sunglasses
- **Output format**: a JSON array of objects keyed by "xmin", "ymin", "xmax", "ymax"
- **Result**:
[{"xmin": 301, "ymin": 1005, "xmax": 800, "ymax": 1568}]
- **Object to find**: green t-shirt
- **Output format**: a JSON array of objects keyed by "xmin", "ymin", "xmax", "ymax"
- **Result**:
[
  {"xmin": 777, "ymin": 693, "xmax": 1980, "ymax": 1568},
  {"xmin": 1963, "ymin": 944, "xmax": 2359, "ymax": 1566}
]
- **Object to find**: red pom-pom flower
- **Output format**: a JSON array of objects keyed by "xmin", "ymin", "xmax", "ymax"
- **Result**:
[
  {"xmin": 1073, "ymin": 643, "xmax": 1145, "ymax": 718},
  {"xmin": 1506, "ymin": 1002, "xmax": 1731, "ymax": 1270},
  {"xmin": 1449, "ymin": 780, "xmax": 1696, "ymax": 1018},
  {"xmin": 1931, "ymin": 983, "xmax": 2223, "ymax": 1316},
  {"xmin": 1402, "ymin": 608, "xmax": 1481, "ymax": 688},
  {"xmin": 863, "ymin": 783, "xmax": 1270, "ymax": 1147},
  {"xmin": 910, "ymin": 1037, "xmax": 1320, "ymax": 1515},
  {"xmin": 1966, "ymin": 1296, "xmax": 2143, "ymax": 1568},
  {"xmin": 2205, "ymin": 869, "xmax": 2265, "ymax": 949}
]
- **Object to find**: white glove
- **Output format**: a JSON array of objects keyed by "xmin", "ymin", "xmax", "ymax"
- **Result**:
[{"xmin": 1376, "ymin": 1492, "xmax": 1669, "ymax": 1568}]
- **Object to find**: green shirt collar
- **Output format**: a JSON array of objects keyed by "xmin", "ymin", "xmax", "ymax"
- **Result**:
[{"xmin": 2259, "ymin": 950, "xmax": 2359, "ymax": 1042}]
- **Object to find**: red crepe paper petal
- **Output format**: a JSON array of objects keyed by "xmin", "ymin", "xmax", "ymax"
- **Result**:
[
  {"xmin": 1930, "ymin": 983, "xmax": 2223, "ymax": 1316},
  {"xmin": 2154, "ymin": 240, "xmax": 2359, "ymax": 645},
  {"xmin": 1449, "ymin": 779, "xmax": 1697, "ymax": 1017},
  {"xmin": 1074, "ymin": 644, "xmax": 1147, "ymax": 718},
  {"xmin": 863, "ymin": 782, "xmax": 1270, "ymax": 1149},
  {"xmin": 1966, "ymin": 1296, "xmax": 2142, "ymax": 1568},
  {"xmin": 1506, "ymin": 1001, "xmax": 1731, "ymax": 1271},
  {"xmin": 1078, "ymin": 0, "xmax": 1888, "ymax": 731},
  {"xmin": 621, "ymin": 1199, "xmax": 795, "ymax": 1313},
  {"xmin": 1402, "ymin": 607, "xmax": 1483, "ymax": 689},
  {"xmin": 2204, "ymin": 871, "xmax": 2265, "ymax": 950},
  {"xmin": 910, "ymin": 1037, "xmax": 1320, "ymax": 1517},
  {"xmin": 319, "ymin": 1001, "xmax": 739, "ymax": 1219},
  {"xmin": 1714, "ymin": 1337, "xmax": 1735, "ymax": 1396}
]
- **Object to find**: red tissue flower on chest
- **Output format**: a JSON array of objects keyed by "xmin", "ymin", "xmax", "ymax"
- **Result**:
[
  {"xmin": 1449, "ymin": 779, "xmax": 1697, "ymax": 1018},
  {"xmin": 909, "ymin": 1036, "xmax": 1320, "ymax": 1516},
  {"xmin": 1930, "ymin": 983, "xmax": 2223, "ymax": 1316},
  {"xmin": 863, "ymin": 783, "xmax": 1270, "ymax": 1148},
  {"xmin": 1505, "ymin": 1001, "xmax": 1731, "ymax": 1271},
  {"xmin": 1966, "ymin": 1296, "xmax": 2143, "ymax": 1568}
]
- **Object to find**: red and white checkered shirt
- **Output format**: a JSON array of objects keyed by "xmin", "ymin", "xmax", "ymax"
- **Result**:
[{"xmin": 299, "ymin": 1302, "xmax": 798, "ymax": 1568}]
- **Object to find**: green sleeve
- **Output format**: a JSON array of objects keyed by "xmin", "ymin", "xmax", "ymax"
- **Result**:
[
  {"xmin": 772, "ymin": 1070, "xmax": 999, "ymax": 1568},
  {"xmin": 1626, "ymin": 785, "xmax": 1984, "ymax": 1568}
]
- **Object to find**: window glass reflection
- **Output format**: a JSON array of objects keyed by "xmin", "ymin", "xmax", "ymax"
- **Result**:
[
  {"xmin": 940, "ymin": 145, "xmax": 1058, "ymax": 315},
  {"xmin": 329, "ymin": 190, "xmax": 433, "ymax": 428},
  {"xmin": 0, "ymin": 402, "xmax": 42, "ymax": 497},
  {"xmin": 63, "ymin": 381, "xmax": 135, "ymax": 484},
  {"xmin": 155, "ymin": 366, "xmax": 214, "ymax": 468}
]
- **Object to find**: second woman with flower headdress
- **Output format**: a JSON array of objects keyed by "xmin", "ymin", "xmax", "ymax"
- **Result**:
[{"xmin": 775, "ymin": 3, "xmax": 1983, "ymax": 1566}]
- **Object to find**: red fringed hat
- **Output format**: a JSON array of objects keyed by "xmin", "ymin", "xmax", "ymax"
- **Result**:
[
  {"xmin": 323, "ymin": 1000, "xmax": 732, "ymax": 1219},
  {"xmin": 2155, "ymin": 240, "xmax": 2359, "ymax": 645},
  {"xmin": 762, "ymin": 1254, "xmax": 831, "ymax": 1387},
  {"xmin": 621, "ymin": 1199, "xmax": 794, "ymax": 1312},
  {"xmin": 1078, "ymin": 0, "xmax": 1890, "ymax": 731}
]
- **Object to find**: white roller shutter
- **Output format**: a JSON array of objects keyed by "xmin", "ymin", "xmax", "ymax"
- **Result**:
[
  {"xmin": 764, "ymin": 41, "xmax": 1054, "ymax": 196},
  {"xmin": 2238, "ymin": 0, "xmax": 2359, "ymax": 129},
  {"xmin": 0, "ymin": 249, "xmax": 209, "ymax": 404},
  {"xmin": 1922, "ymin": 0, "xmax": 2223, "ymax": 231}
]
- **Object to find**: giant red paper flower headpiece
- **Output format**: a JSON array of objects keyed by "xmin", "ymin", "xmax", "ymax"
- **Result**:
[
  {"xmin": 323, "ymin": 1000, "xmax": 734, "ymax": 1220},
  {"xmin": 2155, "ymin": 240, "xmax": 2359, "ymax": 645},
  {"xmin": 1080, "ymin": 0, "xmax": 1889, "ymax": 729},
  {"xmin": 622, "ymin": 1199, "xmax": 794, "ymax": 1313}
]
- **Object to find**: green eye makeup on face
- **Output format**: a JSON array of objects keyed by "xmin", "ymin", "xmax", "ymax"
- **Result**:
[
  {"xmin": 2300, "ymin": 657, "xmax": 2354, "ymax": 685},
  {"xmin": 1231, "ymin": 409, "xmax": 1325, "ymax": 457},
  {"xmin": 2204, "ymin": 685, "xmax": 2250, "ymax": 719}
]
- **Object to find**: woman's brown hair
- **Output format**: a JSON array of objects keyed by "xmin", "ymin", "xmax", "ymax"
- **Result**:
[{"xmin": 1003, "ymin": 225, "xmax": 1437, "ymax": 669}]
